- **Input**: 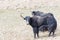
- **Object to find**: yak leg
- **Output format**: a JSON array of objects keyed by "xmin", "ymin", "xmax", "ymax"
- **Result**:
[
  {"xmin": 33, "ymin": 27, "xmax": 37, "ymax": 38},
  {"xmin": 52, "ymin": 30, "xmax": 55, "ymax": 37},
  {"xmin": 37, "ymin": 28, "xmax": 39, "ymax": 38}
]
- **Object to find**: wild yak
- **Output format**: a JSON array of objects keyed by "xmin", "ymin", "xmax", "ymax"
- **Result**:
[{"xmin": 20, "ymin": 11, "xmax": 57, "ymax": 38}]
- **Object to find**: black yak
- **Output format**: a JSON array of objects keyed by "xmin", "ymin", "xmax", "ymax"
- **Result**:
[{"xmin": 20, "ymin": 11, "xmax": 57, "ymax": 38}]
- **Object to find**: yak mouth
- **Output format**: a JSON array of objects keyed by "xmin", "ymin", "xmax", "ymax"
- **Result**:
[{"xmin": 26, "ymin": 21, "xmax": 29, "ymax": 25}]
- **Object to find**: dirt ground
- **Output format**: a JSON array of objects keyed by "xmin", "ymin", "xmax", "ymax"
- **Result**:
[{"xmin": 0, "ymin": 0, "xmax": 60, "ymax": 40}]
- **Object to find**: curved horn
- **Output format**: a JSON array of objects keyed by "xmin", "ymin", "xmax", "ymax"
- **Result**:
[{"xmin": 20, "ymin": 14, "xmax": 24, "ymax": 19}]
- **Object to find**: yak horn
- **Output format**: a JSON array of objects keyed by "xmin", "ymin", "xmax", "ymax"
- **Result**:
[{"xmin": 20, "ymin": 14, "xmax": 24, "ymax": 19}]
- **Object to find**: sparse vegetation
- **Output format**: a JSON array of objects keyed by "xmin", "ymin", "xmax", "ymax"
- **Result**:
[{"xmin": 0, "ymin": 0, "xmax": 60, "ymax": 40}]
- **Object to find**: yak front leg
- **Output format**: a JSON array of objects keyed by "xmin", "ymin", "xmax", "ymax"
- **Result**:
[{"xmin": 33, "ymin": 27, "xmax": 37, "ymax": 38}]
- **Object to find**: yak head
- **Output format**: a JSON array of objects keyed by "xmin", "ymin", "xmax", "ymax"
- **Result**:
[{"xmin": 20, "ymin": 14, "xmax": 30, "ymax": 25}]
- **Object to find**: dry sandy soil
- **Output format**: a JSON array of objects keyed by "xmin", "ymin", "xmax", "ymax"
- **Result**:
[{"xmin": 0, "ymin": 0, "xmax": 60, "ymax": 40}]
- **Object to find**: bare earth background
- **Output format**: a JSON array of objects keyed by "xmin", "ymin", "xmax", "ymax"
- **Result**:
[{"xmin": 0, "ymin": 0, "xmax": 60, "ymax": 40}]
